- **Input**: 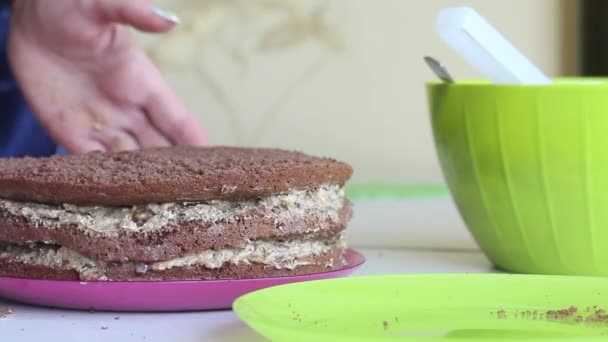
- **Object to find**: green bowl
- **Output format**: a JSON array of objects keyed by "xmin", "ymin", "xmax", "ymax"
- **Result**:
[{"xmin": 428, "ymin": 78, "xmax": 608, "ymax": 276}]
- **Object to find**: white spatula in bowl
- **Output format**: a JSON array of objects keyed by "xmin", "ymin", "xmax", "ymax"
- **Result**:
[{"xmin": 436, "ymin": 7, "xmax": 551, "ymax": 85}]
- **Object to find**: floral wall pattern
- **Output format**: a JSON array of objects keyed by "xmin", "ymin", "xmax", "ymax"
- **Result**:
[{"xmin": 139, "ymin": 0, "xmax": 570, "ymax": 182}]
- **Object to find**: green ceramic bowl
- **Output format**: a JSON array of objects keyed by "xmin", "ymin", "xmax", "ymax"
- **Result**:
[{"xmin": 428, "ymin": 78, "xmax": 608, "ymax": 276}]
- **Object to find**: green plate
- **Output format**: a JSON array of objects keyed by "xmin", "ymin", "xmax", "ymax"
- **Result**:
[{"xmin": 234, "ymin": 274, "xmax": 608, "ymax": 341}]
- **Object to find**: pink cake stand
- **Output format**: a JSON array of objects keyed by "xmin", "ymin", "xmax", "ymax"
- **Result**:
[{"xmin": 0, "ymin": 249, "xmax": 364, "ymax": 312}]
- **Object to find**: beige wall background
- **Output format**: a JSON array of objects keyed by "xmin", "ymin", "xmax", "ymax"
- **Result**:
[{"xmin": 138, "ymin": 0, "xmax": 577, "ymax": 182}]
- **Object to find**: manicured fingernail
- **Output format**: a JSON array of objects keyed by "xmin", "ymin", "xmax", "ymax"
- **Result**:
[{"xmin": 151, "ymin": 6, "xmax": 180, "ymax": 24}]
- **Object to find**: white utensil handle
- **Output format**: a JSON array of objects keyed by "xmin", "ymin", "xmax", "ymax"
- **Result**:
[{"xmin": 436, "ymin": 7, "xmax": 551, "ymax": 85}]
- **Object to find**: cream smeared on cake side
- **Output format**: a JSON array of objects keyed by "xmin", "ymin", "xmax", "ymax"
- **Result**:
[
  {"xmin": 0, "ymin": 184, "xmax": 345, "ymax": 236},
  {"xmin": 0, "ymin": 235, "xmax": 345, "ymax": 281}
]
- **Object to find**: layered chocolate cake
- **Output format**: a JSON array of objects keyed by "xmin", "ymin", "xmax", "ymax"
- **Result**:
[{"xmin": 0, "ymin": 147, "xmax": 352, "ymax": 281}]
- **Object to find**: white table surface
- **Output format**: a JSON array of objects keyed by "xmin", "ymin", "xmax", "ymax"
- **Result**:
[{"xmin": 0, "ymin": 197, "xmax": 493, "ymax": 341}]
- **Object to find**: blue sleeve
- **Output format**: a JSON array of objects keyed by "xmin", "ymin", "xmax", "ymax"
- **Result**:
[{"xmin": 0, "ymin": 5, "xmax": 57, "ymax": 158}]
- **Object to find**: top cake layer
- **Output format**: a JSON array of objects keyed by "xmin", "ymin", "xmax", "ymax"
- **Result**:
[{"xmin": 0, "ymin": 146, "xmax": 353, "ymax": 205}]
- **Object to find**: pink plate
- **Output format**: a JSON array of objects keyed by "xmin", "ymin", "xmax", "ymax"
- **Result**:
[{"xmin": 0, "ymin": 249, "xmax": 364, "ymax": 312}]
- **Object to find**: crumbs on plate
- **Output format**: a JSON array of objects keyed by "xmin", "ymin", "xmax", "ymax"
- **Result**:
[
  {"xmin": 492, "ymin": 306, "xmax": 608, "ymax": 324},
  {"xmin": 0, "ymin": 306, "xmax": 14, "ymax": 318}
]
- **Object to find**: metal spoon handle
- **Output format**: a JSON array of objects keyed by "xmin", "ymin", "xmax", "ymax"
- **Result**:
[{"xmin": 424, "ymin": 56, "xmax": 454, "ymax": 83}]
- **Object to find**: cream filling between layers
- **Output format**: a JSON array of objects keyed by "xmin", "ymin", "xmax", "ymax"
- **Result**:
[
  {"xmin": 0, "ymin": 235, "xmax": 345, "ymax": 281},
  {"xmin": 0, "ymin": 184, "xmax": 345, "ymax": 236}
]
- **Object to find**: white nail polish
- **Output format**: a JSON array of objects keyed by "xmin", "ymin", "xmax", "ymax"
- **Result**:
[{"xmin": 151, "ymin": 6, "xmax": 181, "ymax": 25}]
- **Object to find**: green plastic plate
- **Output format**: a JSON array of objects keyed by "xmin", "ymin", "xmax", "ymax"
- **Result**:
[{"xmin": 234, "ymin": 274, "xmax": 608, "ymax": 341}]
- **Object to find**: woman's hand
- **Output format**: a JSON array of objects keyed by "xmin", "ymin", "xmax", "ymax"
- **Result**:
[{"xmin": 7, "ymin": 0, "xmax": 209, "ymax": 153}]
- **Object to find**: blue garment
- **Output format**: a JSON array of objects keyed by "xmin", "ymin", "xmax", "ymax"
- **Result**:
[{"xmin": 0, "ymin": 6, "xmax": 57, "ymax": 157}]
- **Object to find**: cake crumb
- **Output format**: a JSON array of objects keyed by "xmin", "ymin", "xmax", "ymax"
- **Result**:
[
  {"xmin": 0, "ymin": 307, "xmax": 14, "ymax": 318},
  {"xmin": 496, "ymin": 305, "xmax": 608, "ymax": 324},
  {"xmin": 220, "ymin": 184, "xmax": 237, "ymax": 194},
  {"xmin": 496, "ymin": 310, "xmax": 507, "ymax": 319}
]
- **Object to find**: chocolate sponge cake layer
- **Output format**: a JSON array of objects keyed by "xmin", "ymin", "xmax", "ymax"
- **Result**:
[
  {"xmin": 0, "ymin": 202, "xmax": 351, "ymax": 262},
  {"xmin": 0, "ymin": 147, "xmax": 355, "ymax": 281},
  {"xmin": 0, "ymin": 252, "xmax": 342, "ymax": 281},
  {"xmin": 0, "ymin": 146, "xmax": 353, "ymax": 206},
  {"xmin": 0, "ymin": 185, "xmax": 351, "ymax": 262},
  {"xmin": 0, "ymin": 236, "xmax": 345, "ymax": 281}
]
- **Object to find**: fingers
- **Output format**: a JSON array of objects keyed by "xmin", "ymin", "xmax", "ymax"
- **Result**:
[
  {"xmin": 63, "ymin": 128, "xmax": 168, "ymax": 155},
  {"xmin": 127, "ymin": 110, "xmax": 172, "ymax": 148},
  {"xmin": 56, "ymin": 134, "xmax": 106, "ymax": 154},
  {"xmin": 32, "ymin": 106, "xmax": 110, "ymax": 154},
  {"xmin": 89, "ymin": 107, "xmax": 171, "ymax": 152},
  {"xmin": 145, "ymin": 78, "xmax": 210, "ymax": 146},
  {"xmin": 102, "ymin": 130, "xmax": 140, "ymax": 151},
  {"xmin": 53, "ymin": 106, "xmax": 171, "ymax": 154},
  {"xmin": 60, "ymin": 129, "xmax": 138, "ymax": 154},
  {"xmin": 94, "ymin": 0, "xmax": 180, "ymax": 33}
]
